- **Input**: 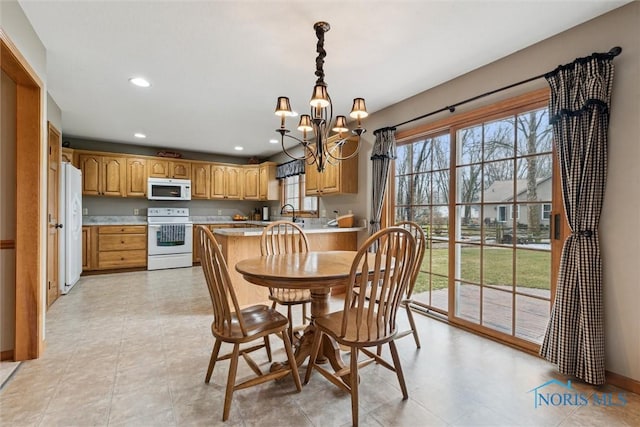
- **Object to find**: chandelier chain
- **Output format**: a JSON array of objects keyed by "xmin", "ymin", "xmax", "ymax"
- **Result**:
[{"xmin": 315, "ymin": 25, "xmax": 327, "ymax": 85}]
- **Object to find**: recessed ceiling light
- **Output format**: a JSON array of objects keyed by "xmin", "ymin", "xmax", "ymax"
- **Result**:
[
  {"xmin": 234, "ymin": 146, "xmax": 244, "ymax": 151},
  {"xmin": 269, "ymin": 139, "xmax": 278, "ymax": 144},
  {"xmin": 134, "ymin": 133, "xmax": 146, "ymax": 138},
  {"xmin": 129, "ymin": 77, "xmax": 151, "ymax": 88}
]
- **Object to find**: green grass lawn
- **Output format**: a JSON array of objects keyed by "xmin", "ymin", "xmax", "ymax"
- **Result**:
[{"xmin": 414, "ymin": 246, "xmax": 551, "ymax": 293}]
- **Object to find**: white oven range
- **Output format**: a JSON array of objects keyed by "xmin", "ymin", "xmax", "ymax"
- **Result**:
[{"xmin": 147, "ymin": 207, "xmax": 193, "ymax": 270}]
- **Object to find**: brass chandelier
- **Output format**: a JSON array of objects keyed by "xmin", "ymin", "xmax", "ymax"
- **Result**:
[{"xmin": 274, "ymin": 21, "xmax": 367, "ymax": 173}]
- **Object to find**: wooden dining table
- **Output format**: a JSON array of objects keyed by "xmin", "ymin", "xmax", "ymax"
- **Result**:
[{"xmin": 235, "ymin": 250, "xmax": 360, "ymax": 375}]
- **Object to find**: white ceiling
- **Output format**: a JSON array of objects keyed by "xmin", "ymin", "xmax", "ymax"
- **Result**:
[{"xmin": 19, "ymin": 0, "xmax": 627, "ymax": 159}]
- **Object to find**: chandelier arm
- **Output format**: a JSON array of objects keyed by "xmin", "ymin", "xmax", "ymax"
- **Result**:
[
  {"xmin": 324, "ymin": 134, "xmax": 362, "ymax": 161},
  {"xmin": 324, "ymin": 92, "xmax": 333, "ymax": 141},
  {"xmin": 279, "ymin": 133, "xmax": 316, "ymax": 162}
]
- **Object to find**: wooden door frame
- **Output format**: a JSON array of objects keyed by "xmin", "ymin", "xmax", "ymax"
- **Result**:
[
  {"xmin": 1, "ymin": 30, "xmax": 44, "ymax": 360},
  {"xmin": 47, "ymin": 122, "xmax": 61, "ymax": 307}
]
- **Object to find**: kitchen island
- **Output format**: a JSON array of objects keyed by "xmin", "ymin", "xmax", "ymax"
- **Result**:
[{"xmin": 212, "ymin": 224, "xmax": 366, "ymax": 307}]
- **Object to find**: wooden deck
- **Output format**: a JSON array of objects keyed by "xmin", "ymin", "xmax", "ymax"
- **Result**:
[{"xmin": 412, "ymin": 286, "xmax": 550, "ymax": 344}]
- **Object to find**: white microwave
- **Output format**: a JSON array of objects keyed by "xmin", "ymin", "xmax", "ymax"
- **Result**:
[{"xmin": 147, "ymin": 178, "xmax": 191, "ymax": 201}]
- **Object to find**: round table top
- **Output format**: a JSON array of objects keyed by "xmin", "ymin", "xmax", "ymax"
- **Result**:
[{"xmin": 235, "ymin": 251, "xmax": 358, "ymax": 289}]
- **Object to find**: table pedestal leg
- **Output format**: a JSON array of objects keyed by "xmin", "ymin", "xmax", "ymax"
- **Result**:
[{"xmin": 270, "ymin": 287, "xmax": 348, "ymax": 383}]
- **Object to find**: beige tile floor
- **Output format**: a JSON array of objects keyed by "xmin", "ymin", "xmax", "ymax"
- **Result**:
[{"xmin": 1, "ymin": 267, "xmax": 638, "ymax": 426}]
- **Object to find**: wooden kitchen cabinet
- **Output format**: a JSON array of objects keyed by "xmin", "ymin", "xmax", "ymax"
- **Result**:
[
  {"xmin": 259, "ymin": 162, "xmax": 278, "ymax": 201},
  {"xmin": 191, "ymin": 162, "xmax": 210, "ymax": 199},
  {"xmin": 148, "ymin": 159, "xmax": 191, "ymax": 180},
  {"xmin": 305, "ymin": 136, "xmax": 358, "ymax": 196},
  {"xmin": 82, "ymin": 226, "xmax": 97, "ymax": 271},
  {"xmin": 96, "ymin": 225, "xmax": 147, "ymax": 269},
  {"xmin": 242, "ymin": 166, "xmax": 260, "ymax": 200},
  {"xmin": 125, "ymin": 157, "xmax": 147, "ymax": 197},
  {"xmin": 211, "ymin": 164, "xmax": 242, "ymax": 200},
  {"xmin": 78, "ymin": 153, "xmax": 126, "ymax": 197},
  {"xmin": 192, "ymin": 224, "xmax": 232, "ymax": 264}
]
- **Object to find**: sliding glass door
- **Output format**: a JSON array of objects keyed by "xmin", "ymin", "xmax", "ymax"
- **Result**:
[
  {"xmin": 453, "ymin": 106, "xmax": 553, "ymax": 346},
  {"xmin": 395, "ymin": 133, "xmax": 451, "ymax": 315},
  {"xmin": 392, "ymin": 92, "xmax": 558, "ymax": 349}
]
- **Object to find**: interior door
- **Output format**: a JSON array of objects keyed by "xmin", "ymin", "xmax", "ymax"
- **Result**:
[{"xmin": 47, "ymin": 122, "xmax": 61, "ymax": 308}]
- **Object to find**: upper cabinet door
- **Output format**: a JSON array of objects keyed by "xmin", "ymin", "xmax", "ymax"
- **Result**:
[
  {"xmin": 319, "ymin": 157, "xmax": 340, "ymax": 194},
  {"xmin": 148, "ymin": 159, "xmax": 170, "ymax": 178},
  {"xmin": 210, "ymin": 164, "xmax": 226, "ymax": 199},
  {"xmin": 149, "ymin": 159, "xmax": 191, "ymax": 179},
  {"xmin": 191, "ymin": 162, "xmax": 210, "ymax": 199},
  {"xmin": 170, "ymin": 160, "xmax": 191, "ymax": 180},
  {"xmin": 225, "ymin": 166, "xmax": 242, "ymax": 199},
  {"xmin": 259, "ymin": 162, "xmax": 278, "ymax": 201},
  {"xmin": 243, "ymin": 166, "xmax": 259, "ymax": 200},
  {"xmin": 101, "ymin": 156, "xmax": 126, "ymax": 197},
  {"xmin": 126, "ymin": 158, "xmax": 147, "ymax": 198},
  {"xmin": 211, "ymin": 164, "xmax": 242, "ymax": 199},
  {"xmin": 79, "ymin": 154, "xmax": 101, "ymax": 196}
]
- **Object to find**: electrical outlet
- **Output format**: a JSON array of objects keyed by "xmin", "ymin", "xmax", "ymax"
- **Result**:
[
  {"xmin": 321, "ymin": 210, "xmax": 326, "ymax": 217},
  {"xmin": 82, "ymin": 208, "xmax": 88, "ymax": 215},
  {"xmin": 133, "ymin": 208, "xmax": 139, "ymax": 216},
  {"xmin": 217, "ymin": 209, "xmax": 222, "ymax": 216}
]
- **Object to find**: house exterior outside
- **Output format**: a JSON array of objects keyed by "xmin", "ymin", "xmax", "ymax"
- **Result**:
[{"xmin": 484, "ymin": 177, "xmax": 552, "ymax": 227}]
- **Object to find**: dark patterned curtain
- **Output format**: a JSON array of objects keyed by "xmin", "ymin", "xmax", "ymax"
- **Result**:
[
  {"xmin": 540, "ymin": 52, "xmax": 615, "ymax": 385},
  {"xmin": 370, "ymin": 127, "xmax": 396, "ymax": 238},
  {"xmin": 276, "ymin": 159, "xmax": 305, "ymax": 179}
]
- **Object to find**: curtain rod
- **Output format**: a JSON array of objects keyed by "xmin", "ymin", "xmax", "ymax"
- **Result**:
[{"xmin": 374, "ymin": 46, "xmax": 622, "ymax": 134}]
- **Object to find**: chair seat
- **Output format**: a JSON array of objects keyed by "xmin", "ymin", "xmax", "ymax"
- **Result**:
[
  {"xmin": 269, "ymin": 288, "xmax": 311, "ymax": 304},
  {"xmin": 315, "ymin": 308, "xmax": 397, "ymax": 346},
  {"xmin": 212, "ymin": 304, "xmax": 288, "ymax": 341}
]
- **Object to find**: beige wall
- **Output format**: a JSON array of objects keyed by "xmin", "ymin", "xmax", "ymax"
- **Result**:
[
  {"xmin": 358, "ymin": 2, "xmax": 639, "ymax": 381},
  {"xmin": 1, "ymin": 71, "xmax": 17, "ymax": 352},
  {"xmin": 47, "ymin": 94, "xmax": 62, "ymax": 131}
]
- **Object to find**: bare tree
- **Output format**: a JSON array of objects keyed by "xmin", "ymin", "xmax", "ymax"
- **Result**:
[{"xmin": 517, "ymin": 109, "xmax": 552, "ymax": 234}]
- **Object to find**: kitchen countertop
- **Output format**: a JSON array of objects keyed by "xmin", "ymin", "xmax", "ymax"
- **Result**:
[
  {"xmin": 83, "ymin": 216, "xmax": 147, "ymax": 226},
  {"xmin": 82, "ymin": 216, "xmax": 365, "ymax": 233},
  {"xmin": 212, "ymin": 225, "xmax": 366, "ymax": 236}
]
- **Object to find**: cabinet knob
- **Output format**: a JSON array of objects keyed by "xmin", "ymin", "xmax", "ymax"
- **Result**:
[
  {"xmin": 121, "ymin": 240, "xmax": 125, "ymax": 244},
  {"xmin": 121, "ymin": 257, "xmax": 125, "ymax": 260}
]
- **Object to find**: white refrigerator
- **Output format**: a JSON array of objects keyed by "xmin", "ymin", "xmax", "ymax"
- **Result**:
[{"xmin": 59, "ymin": 162, "xmax": 83, "ymax": 294}]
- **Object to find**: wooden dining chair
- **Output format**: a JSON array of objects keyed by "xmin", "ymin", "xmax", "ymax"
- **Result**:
[
  {"xmin": 352, "ymin": 221, "xmax": 426, "ymax": 350},
  {"xmin": 197, "ymin": 226, "xmax": 301, "ymax": 421},
  {"xmin": 260, "ymin": 220, "xmax": 311, "ymax": 343},
  {"xmin": 392, "ymin": 221, "xmax": 427, "ymax": 348},
  {"xmin": 304, "ymin": 226, "xmax": 416, "ymax": 427}
]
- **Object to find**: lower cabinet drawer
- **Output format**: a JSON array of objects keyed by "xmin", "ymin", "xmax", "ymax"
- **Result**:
[
  {"xmin": 98, "ymin": 250, "xmax": 147, "ymax": 269},
  {"xmin": 99, "ymin": 234, "xmax": 146, "ymax": 251},
  {"xmin": 99, "ymin": 225, "xmax": 147, "ymax": 234}
]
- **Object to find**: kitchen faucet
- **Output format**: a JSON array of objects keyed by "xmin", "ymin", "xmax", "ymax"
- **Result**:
[{"xmin": 280, "ymin": 204, "xmax": 297, "ymax": 223}]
